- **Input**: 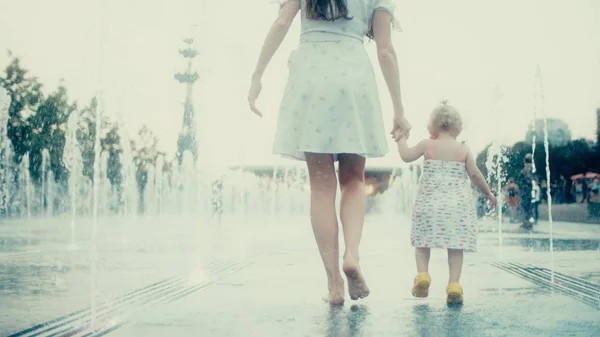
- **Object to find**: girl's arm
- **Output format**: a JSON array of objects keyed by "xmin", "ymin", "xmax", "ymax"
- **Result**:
[
  {"xmin": 251, "ymin": 1, "xmax": 300, "ymax": 81},
  {"xmin": 465, "ymin": 145, "xmax": 495, "ymax": 201},
  {"xmin": 396, "ymin": 137, "xmax": 427, "ymax": 163}
]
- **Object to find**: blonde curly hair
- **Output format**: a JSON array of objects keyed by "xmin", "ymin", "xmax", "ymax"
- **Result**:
[{"xmin": 428, "ymin": 100, "xmax": 463, "ymax": 137}]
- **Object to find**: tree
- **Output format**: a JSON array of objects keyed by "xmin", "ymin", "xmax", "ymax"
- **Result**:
[
  {"xmin": 76, "ymin": 97, "xmax": 124, "ymax": 189},
  {"xmin": 476, "ymin": 143, "xmax": 492, "ymax": 177},
  {"xmin": 27, "ymin": 85, "xmax": 74, "ymax": 183},
  {"xmin": 76, "ymin": 97, "xmax": 99, "ymax": 182},
  {"xmin": 477, "ymin": 136, "xmax": 598, "ymax": 205},
  {"xmin": 0, "ymin": 57, "xmax": 74, "ymax": 184},
  {"xmin": 102, "ymin": 124, "xmax": 123, "ymax": 187},
  {"xmin": 0, "ymin": 57, "xmax": 44, "ymax": 167},
  {"xmin": 131, "ymin": 125, "xmax": 163, "ymax": 212},
  {"xmin": 593, "ymin": 111, "xmax": 600, "ymax": 152}
]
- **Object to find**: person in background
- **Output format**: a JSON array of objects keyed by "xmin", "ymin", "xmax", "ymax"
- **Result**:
[
  {"xmin": 531, "ymin": 179, "xmax": 541, "ymax": 224},
  {"xmin": 517, "ymin": 154, "xmax": 536, "ymax": 230},
  {"xmin": 574, "ymin": 179, "xmax": 583, "ymax": 203},
  {"xmin": 590, "ymin": 177, "xmax": 600, "ymax": 203},
  {"xmin": 540, "ymin": 179, "xmax": 548, "ymax": 204},
  {"xmin": 505, "ymin": 178, "xmax": 519, "ymax": 223},
  {"xmin": 558, "ymin": 176, "xmax": 567, "ymax": 204}
]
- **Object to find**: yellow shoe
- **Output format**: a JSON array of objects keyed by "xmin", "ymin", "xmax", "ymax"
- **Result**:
[
  {"xmin": 411, "ymin": 272, "xmax": 431, "ymax": 298},
  {"xmin": 446, "ymin": 283, "xmax": 464, "ymax": 305}
]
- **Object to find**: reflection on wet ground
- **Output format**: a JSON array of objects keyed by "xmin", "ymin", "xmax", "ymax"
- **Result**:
[
  {"xmin": 411, "ymin": 304, "xmax": 475, "ymax": 337},
  {"xmin": 1, "ymin": 215, "xmax": 599, "ymax": 336},
  {"xmin": 324, "ymin": 305, "xmax": 369, "ymax": 337},
  {"xmin": 505, "ymin": 237, "xmax": 600, "ymax": 252}
]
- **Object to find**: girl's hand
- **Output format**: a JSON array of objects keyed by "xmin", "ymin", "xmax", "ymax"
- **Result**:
[
  {"xmin": 248, "ymin": 78, "xmax": 263, "ymax": 117},
  {"xmin": 391, "ymin": 128, "xmax": 406, "ymax": 142},
  {"xmin": 486, "ymin": 193, "xmax": 497, "ymax": 209}
]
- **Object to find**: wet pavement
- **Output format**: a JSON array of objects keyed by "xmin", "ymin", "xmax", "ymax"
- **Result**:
[{"xmin": 1, "ymin": 214, "xmax": 599, "ymax": 336}]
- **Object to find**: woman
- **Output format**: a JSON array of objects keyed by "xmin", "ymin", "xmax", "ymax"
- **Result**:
[{"xmin": 248, "ymin": 0, "xmax": 411, "ymax": 305}]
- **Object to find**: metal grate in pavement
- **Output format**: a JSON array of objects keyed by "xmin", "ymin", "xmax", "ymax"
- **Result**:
[
  {"xmin": 7, "ymin": 258, "xmax": 253, "ymax": 337},
  {"xmin": 492, "ymin": 261, "xmax": 600, "ymax": 309}
]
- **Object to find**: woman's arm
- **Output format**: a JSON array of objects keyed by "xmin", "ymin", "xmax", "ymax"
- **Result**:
[
  {"xmin": 372, "ymin": 11, "xmax": 404, "ymax": 121},
  {"xmin": 251, "ymin": 1, "xmax": 300, "ymax": 81},
  {"xmin": 396, "ymin": 137, "xmax": 426, "ymax": 163},
  {"xmin": 248, "ymin": 1, "xmax": 299, "ymax": 116}
]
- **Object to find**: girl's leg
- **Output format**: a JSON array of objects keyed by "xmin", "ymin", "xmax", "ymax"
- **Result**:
[
  {"xmin": 447, "ymin": 249, "xmax": 464, "ymax": 283},
  {"xmin": 446, "ymin": 249, "xmax": 464, "ymax": 305},
  {"xmin": 412, "ymin": 248, "xmax": 431, "ymax": 297},
  {"xmin": 337, "ymin": 154, "xmax": 370, "ymax": 300},
  {"xmin": 415, "ymin": 248, "xmax": 431, "ymax": 272},
  {"xmin": 305, "ymin": 153, "xmax": 344, "ymax": 304}
]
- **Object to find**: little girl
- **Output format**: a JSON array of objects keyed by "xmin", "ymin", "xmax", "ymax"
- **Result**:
[{"xmin": 394, "ymin": 101, "xmax": 496, "ymax": 305}]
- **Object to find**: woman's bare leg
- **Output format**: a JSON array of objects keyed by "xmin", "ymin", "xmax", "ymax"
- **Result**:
[
  {"xmin": 338, "ymin": 154, "xmax": 370, "ymax": 300},
  {"xmin": 306, "ymin": 153, "xmax": 344, "ymax": 304}
]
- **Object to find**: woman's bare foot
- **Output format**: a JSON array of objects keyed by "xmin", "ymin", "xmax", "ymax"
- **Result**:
[
  {"xmin": 343, "ymin": 257, "xmax": 370, "ymax": 300},
  {"xmin": 323, "ymin": 280, "xmax": 345, "ymax": 305}
]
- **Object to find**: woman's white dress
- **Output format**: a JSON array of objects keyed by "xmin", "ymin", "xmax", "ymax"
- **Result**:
[{"xmin": 273, "ymin": 0, "xmax": 400, "ymax": 161}]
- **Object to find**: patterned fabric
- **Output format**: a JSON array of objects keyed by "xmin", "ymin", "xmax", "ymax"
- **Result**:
[
  {"xmin": 273, "ymin": 32, "xmax": 388, "ymax": 161},
  {"xmin": 411, "ymin": 160, "xmax": 478, "ymax": 252},
  {"xmin": 272, "ymin": 1, "xmax": 402, "ymax": 161}
]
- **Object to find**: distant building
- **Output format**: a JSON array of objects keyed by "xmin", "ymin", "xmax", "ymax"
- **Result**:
[
  {"xmin": 237, "ymin": 165, "xmax": 397, "ymax": 196},
  {"xmin": 525, "ymin": 118, "xmax": 571, "ymax": 146}
]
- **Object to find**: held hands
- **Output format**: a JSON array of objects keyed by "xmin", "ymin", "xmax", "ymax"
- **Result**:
[
  {"xmin": 248, "ymin": 77, "xmax": 263, "ymax": 117},
  {"xmin": 390, "ymin": 113, "xmax": 412, "ymax": 142}
]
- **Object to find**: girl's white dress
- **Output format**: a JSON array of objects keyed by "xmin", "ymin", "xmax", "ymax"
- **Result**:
[
  {"xmin": 411, "ymin": 159, "xmax": 478, "ymax": 252},
  {"xmin": 273, "ymin": 0, "xmax": 400, "ymax": 161}
]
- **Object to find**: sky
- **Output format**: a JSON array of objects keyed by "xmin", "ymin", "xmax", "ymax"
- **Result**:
[{"xmin": 0, "ymin": 0, "xmax": 599, "ymax": 169}]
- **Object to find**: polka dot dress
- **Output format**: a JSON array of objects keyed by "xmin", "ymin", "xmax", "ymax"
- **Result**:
[
  {"xmin": 273, "ymin": 34, "xmax": 388, "ymax": 160},
  {"xmin": 272, "ymin": 0, "xmax": 401, "ymax": 161}
]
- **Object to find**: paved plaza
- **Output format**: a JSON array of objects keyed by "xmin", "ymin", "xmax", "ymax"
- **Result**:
[{"xmin": 1, "ymin": 214, "xmax": 599, "ymax": 336}]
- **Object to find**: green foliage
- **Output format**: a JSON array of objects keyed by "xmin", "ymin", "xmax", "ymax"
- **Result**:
[
  {"xmin": 76, "ymin": 97, "xmax": 98, "ymax": 181},
  {"xmin": 131, "ymin": 125, "xmax": 163, "ymax": 195},
  {"xmin": 75, "ymin": 97, "xmax": 124, "ymax": 186},
  {"xmin": 1, "ymin": 57, "xmax": 74, "ymax": 183},
  {"xmin": 102, "ymin": 124, "xmax": 123, "ymax": 187},
  {"xmin": 1, "ymin": 56, "xmax": 163, "ymax": 216},
  {"xmin": 477, "ymin": 138, "xmax": 599, "ymax": 192}
]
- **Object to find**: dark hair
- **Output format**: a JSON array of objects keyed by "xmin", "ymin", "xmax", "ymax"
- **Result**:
[
  {"xmin": 524, "ymin": 154, "xmax": 532, "ymax": 164},
  {"xmin": 306, "ymin": 0, "xmax": 352, "ymax": 21}
]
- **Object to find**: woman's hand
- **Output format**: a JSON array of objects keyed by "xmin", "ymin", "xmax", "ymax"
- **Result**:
[
  {"xmin": 248, "ymin": 77, "xmax": 263, "ymax": 117},
  {"xmin": 390, "ymin": 114, "xmax": 412, "ymax": 142}
]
